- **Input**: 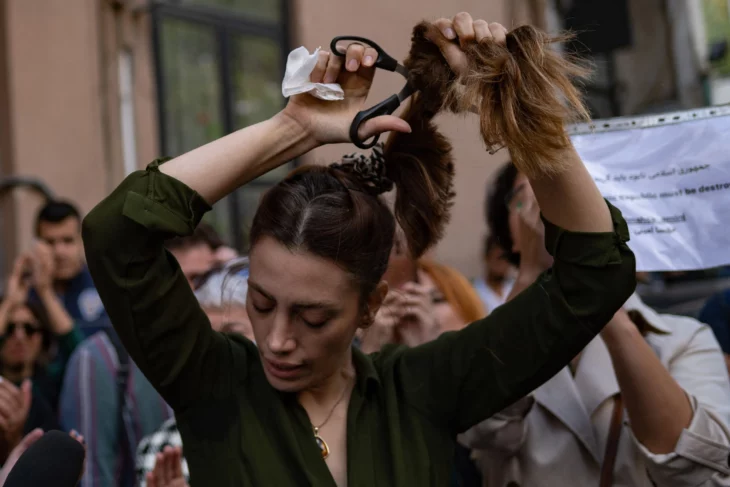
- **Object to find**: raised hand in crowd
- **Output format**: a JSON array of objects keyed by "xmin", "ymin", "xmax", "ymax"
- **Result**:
[
  {"xmin": 0, "ymin": 379, "xmax": 31, "ymax": 461},
  {"xmin": 359, "ymin": 282, "xmax": 440, "ymax": 353},
  {"xmin": 505, "ymin": 185, "xmax": 553, "ymax": 301},
  {"xmin": 146, "ymin": 447, "xmax": 189, "ymax": 487},
  {"xmin": 1, "ymin": 258, "xmax": 31, "ymax": 318},
  {"xmin": 396, "ymin": 282, "xmax": 441, "ymax": 348},
  {"xmin": 27, "ymin": 242, "xmax": 55, "ymax": 295},
  {"xmin": 26, "ymin": 242, "xmax": 74, "ymax": 336}
]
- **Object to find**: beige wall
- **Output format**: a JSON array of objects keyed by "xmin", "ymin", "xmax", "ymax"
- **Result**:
[
  {"xmin": 1, "ymin": 0, "xmax": 158, "ymax": 273},
  {"xmin": 293, "ymin": 0, "xmax": 513, "ymax": 278}
]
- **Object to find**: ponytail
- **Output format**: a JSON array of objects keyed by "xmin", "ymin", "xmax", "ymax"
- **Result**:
[{"xmin": 383, "ymin": 95, "xmax": 455, "ymax": 259}]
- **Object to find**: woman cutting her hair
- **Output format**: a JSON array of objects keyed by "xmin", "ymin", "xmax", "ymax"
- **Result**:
[{"xmin": 82, "ymin": 14, "xmax": 635, "ymax": 487}]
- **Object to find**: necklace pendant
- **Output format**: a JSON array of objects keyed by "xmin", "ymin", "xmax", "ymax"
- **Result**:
[{"xmin": 313, "ymin": 426, "xmax": 330, "ymax": 459}]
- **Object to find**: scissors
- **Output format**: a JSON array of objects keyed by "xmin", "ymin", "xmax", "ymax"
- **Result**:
[{"xmin": 330, "ymin": 36, "xmax": 415, "ymax": 149}]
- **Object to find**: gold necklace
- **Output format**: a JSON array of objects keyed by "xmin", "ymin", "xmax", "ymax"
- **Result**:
[{"xmin": 311, "ymin": 380, "xmax": 350, "ymax": 460}]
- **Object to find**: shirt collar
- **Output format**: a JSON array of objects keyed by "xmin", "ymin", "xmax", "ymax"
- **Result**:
[{"xmin": 351, "ymin": 345, "xmax": 380, "ymax": 395}]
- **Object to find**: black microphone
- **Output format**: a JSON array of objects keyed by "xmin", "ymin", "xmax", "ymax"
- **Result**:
[{"xmin": 4, "ymin": 430, "xmax": 86, "ymax": 487}]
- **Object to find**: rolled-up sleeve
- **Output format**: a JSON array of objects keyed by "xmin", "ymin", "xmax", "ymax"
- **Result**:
[
  {"xmin": 633, "ymin": 325, "xmax": 730, "ymax": 486},
  {"xmin": 391, "ymin": 201, "xmax": 636, "ymax": 435}
]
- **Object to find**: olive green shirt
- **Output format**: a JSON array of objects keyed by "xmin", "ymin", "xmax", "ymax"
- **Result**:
[{"xmin": 82, "ymin": 159, "xmax": 636, "ymax": 486}]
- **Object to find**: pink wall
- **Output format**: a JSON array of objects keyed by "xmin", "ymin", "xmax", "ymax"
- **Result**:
[{"xmin": 3, "ymin": 0, "xmax": 158, "ymax": 262}]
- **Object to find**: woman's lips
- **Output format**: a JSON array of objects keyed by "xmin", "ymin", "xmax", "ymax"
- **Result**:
[{"xmin": 263, "ymin": 357, "xmax": 304, "ymax": 380}]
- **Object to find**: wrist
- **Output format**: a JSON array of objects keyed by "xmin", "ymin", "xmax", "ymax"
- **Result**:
[
  {"xmin": 601, "ymin": 314, "xmax": 641, "ymax": 349},
  {"xmin": 36, "ymin": 286, "xmax": 55, "ymax": 300},
  {"xmin": 274, "ymin": 108, "xmax": 321, "ymax": 153}
]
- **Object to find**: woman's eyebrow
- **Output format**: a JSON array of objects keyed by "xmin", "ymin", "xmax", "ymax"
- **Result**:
[{"xmin": 250, "ymin": 282, "xmax": 339, "ymax": 311}]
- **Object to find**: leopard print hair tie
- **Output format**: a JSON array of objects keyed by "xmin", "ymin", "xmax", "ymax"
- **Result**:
[{"xmin": 330, "ymin": 143, "xmax": 394, "ymax": 196}]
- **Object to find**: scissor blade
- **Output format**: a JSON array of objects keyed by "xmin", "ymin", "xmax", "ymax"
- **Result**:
[{"xmin": 397, "ymin": 84, "xmax": 416, "ymax": 103}]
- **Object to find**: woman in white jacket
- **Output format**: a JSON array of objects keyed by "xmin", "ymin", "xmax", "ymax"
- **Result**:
[{"xmin": 465, "ymin": 165, "xmax": 730, "ymax": 486}]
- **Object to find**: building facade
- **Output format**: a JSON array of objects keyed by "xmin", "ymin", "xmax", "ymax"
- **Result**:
[{"xmin": 0, "ymin": 0, "xmax": 723, "ymax": 281}]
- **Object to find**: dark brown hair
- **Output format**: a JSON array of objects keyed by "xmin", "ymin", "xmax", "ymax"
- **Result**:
[
  {"xmin": 165, "ymin": 223, "xmax": 219, "ymax": 253},
  {"xmin": 406, "ymin": 22, "xmax": 591, "ymax": 178},
  {"xmin": 249, "ymin": 100, "xmax": 454, "ymax": 300}
]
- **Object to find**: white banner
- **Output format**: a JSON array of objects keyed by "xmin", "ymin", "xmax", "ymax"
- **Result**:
[{"xmin": 569, "ymin": 106, "xmax": 730, "ymax": 272}]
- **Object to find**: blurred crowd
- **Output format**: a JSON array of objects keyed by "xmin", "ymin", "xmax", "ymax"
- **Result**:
[{"xmin": 1, "ymin": 155, "xmax": 730, "ymax": 486}]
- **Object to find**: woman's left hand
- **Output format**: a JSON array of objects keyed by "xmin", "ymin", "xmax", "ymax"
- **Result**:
[
  {"xmin": 396, "ymin": 282, "xmax": 441, "ymax": 347},
  {"xmin": 282, "ymin": 44, "xmax": 411, "ymax": 145}
]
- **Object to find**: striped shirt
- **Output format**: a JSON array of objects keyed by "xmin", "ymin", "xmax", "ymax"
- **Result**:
[{"xmin": 59, "ymin": 331, "xmax": 173, "ymax": 487}]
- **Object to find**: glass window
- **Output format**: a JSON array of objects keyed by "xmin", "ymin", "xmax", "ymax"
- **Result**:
[
  {"xmin": 237, "ymin": 184, "xmax": 270, "ymax": 249},
  {"xmin": 231, "ymin": 35, "xmax": 287, "ymax": 182},
  {"xmin": 160, "ymin": 19, "xmax": 223, "ymax": 156},
  {"xmin": 178, "ymin": 0, "xmax": 280, "ymax": 22},
  {"xmin": 153, "ymin": 1, "xmax": 287, "ymax": 251}
]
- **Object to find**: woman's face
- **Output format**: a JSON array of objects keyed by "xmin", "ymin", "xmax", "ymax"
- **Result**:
[
  {"xmin": 507, "ymin": 172, "xmax": 537, "ymax": 254},
  {"xmin": 247, "ymin": 236, "xmax": 371, "ymax": 393},
  {"xmin": 1, "ymin": 305, "xmax": 43, "ymax": 369},
  {"xmin": 417, "ymin": 270, "xmax": 464, "ymax": 333}
]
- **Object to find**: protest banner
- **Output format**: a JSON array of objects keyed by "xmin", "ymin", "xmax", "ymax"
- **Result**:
[{"xmin": 568, "ymin": 105, "xmax": 730, "ymax": 272}]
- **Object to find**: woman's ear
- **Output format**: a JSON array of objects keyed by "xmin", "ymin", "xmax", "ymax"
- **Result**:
[{"xmin": 361, "ymin": 281, "xmax": 389, "ymax": 329}]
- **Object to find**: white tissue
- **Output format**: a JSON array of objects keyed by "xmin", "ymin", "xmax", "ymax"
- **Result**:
[{"xmin": 282, "ymin": 47, "xmax": 345, "ymax": 101}]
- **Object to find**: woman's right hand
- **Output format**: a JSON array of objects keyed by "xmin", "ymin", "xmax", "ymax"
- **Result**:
[{"xmin": 281, "ymin": 44, "xmax": 411, "ymax": 145}]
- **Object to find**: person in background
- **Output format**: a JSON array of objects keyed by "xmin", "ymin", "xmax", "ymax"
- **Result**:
[
  {"xmin": 472, "ymin": 235, "xmax": 516, "ymax": 313},
  {"xmin": 699, "ymin": 288, "xmax": 730, "ymax": 375},
  {"xmin": 358, "ymin": 231, "xmax": 485, "ymax": 354},
  {"xmin": 135, "ymin": 259, "xmax": 251, "ymax": 487},
  {"xmin": 31, "ymin": 201, "xmax": 108, "ymax": 338},
  {"xmin": 196, "ymin": 222, "xmax": 240, "ymax": 265},
  {"xmin": 164, "ymin": 226, "xmax": 217, "ymax": 291},
  {"xmin": 461, "ymin": 164, "xmax": 730, "ymax": 487},
  {"xmin": 0, "ymin": 250, "xmax": 84, "ymax": 462}
]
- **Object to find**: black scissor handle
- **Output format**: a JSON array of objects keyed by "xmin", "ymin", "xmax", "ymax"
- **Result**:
[
  {"xmin": 330, "ymin": 36, "xmax": 399, "ymax": 72},
  {"xmin": 349, "ymin": 94, "xmax": 401, "ymax": 149}
]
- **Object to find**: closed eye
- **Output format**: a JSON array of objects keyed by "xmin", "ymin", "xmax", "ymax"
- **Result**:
[
  {"xmin": 301, "ymin": 317, "xmax": 328, "ymax": 329},
  {"xmin": 252, "ymin": 303, "xmax": 274, "ymax": 314}
]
